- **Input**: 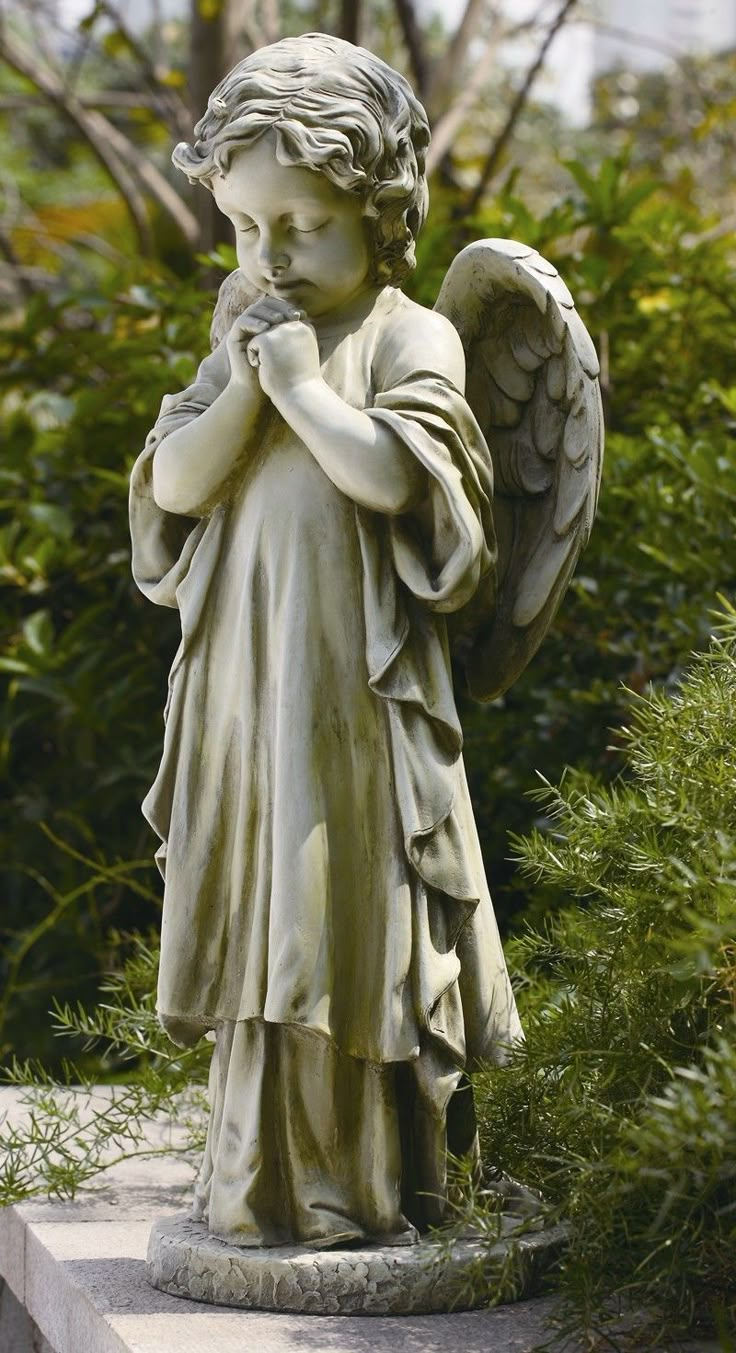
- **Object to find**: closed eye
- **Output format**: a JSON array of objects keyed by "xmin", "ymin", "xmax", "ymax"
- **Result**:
[{"xmin": 290, "ymin": 218, "xmax": 330, "ymax": 234}]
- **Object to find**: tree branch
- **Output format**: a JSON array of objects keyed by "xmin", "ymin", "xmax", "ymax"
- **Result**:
[
  {"xmin": 466, "ymin": 0, "xmax": 579, "ymax": 213},
  {"xmin": 0, "ymin": 93, "xmax": 184, "ymax": 110},
  {"xmin": 0, "ymin": 30, "xmax": 154, "ymax": 254},
  {"xmin": 261, "ymin": 0, "xmax": 281, "ymax": 45},
  {"xmin": 226, "ymin": 0, "xmax": 265, "ymax": 61},
  {"xmin": 0, "ymin": 31, "xmax": 199, "ymax": 251},
  {"xmin": 426, "ymin": 17, "xmax": 502, "ymax": 173},
  {"xmin": 96, "ymin": 0, "xmax": 192, "ymax": 141},
  {"xmin": 101, "ymin": 120, "xmax": 200, "ymax": 247},
  {"xmin": 427, "ymin": 0, "xmax": 488, "ymax": 113},
  {"xmin": 591, "ymin": 21, "xmax": 683, "ymax": 64}
]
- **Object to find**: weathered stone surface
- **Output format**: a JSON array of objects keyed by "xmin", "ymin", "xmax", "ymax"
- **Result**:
[
  {"xmin": 0, "ymin": 1277, "xmax": 57, "ymax": 1353},
  {"xmin": 147, "ymin": 1213, "xmax": 567, "ymax": 1316}
]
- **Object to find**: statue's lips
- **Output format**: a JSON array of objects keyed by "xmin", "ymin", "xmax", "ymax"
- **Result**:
[{"xmin": 268, "ymin": 279, "xmax": 308, "ymax": 296}]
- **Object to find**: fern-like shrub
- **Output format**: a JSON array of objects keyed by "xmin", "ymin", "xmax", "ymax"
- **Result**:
[
  {"xmin": 0, "ymin": 935, "xmax": 209, "ymax": 1205},
  {"xmin": 472, "ymin": 618, "xmax": 736, "ymax": 1345}
]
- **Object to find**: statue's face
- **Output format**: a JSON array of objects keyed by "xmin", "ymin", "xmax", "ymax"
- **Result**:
[{"xmin": 212, "ymin": 131, "xmax": 373, "ymax": 320}]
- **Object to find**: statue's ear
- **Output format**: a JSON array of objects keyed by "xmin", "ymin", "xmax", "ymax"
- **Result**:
[{"xmin": 209, "ymin": 269, "xmax": 262, "ymax": 350}]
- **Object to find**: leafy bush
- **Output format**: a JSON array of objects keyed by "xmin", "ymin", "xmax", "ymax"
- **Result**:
[
  {"xmin": 414, "ymin": 156, "xmax": 736, "ymax": 919},
  {"xmin": 472, "ymin": 620, "xmax": 736, "ymax": 1345},
  {"xmin": 0, "ymin": 934, "xmax": 208, "ymax": 1204},
  {"xmin": 0, "ymin": 266, "xmax": 213, "ymax": 1060},
  {"xmin": 2, "ymin": 154, "xmax": 735, "ymax": 1344},
  {"xmin": 3, "ymin": 622, "xmax": 734, "ymax": 1349}
]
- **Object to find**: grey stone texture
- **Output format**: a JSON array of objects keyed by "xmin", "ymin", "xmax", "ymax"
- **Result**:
[
  {"xmin": 0, "ymin": 1277, "xmax": 57, "ymax": 1353},
  {"xmin": 147, "ymin": 1212, "xmax": 566, "ymax": 1315}
]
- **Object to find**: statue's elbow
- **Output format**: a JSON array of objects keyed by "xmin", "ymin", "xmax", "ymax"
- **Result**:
[
  {"xmin": 384, "ymin": 461, "xmax": 427, "ymax": 517},
  {"xmin": 152, "ymin": 451, "xmax": 200, "ymax": 517}
]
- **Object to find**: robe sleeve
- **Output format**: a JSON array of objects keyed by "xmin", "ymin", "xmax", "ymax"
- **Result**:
[
  {"xmin": 355, "ymin": 324, "xmax": 516, "ymax": 1080},
  {"xmin": 129, "ymin": 342, "xmax": 229, "ymax": 609},
  {"xmin": 365, "ymin": 312, "xmax": 497, "ymax": 617},
  {"xmin": 355, "ymin": 312, "xmax": 498, "ymax": 890}
]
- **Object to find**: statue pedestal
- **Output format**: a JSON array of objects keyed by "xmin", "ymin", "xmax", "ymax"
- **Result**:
[{"xmin": 146, "ymin": 1213, "xmax": 567, "ymax": 1316}]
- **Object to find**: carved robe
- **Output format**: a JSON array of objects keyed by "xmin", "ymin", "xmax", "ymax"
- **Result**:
[{"xmin": 129, "ymin": 284, "xmax": 522, "ymax": 1246}]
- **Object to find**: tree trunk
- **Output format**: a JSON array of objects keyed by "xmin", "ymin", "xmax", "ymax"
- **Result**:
[
  {"xmin": 466, "ymin": 0, "xmax": 579, "ymax": 213},
  {"xmin": 189, "ymin": 0, "xmax": 231, "ymax": 254},
  {"xmin": 393, "ymin": 0, "xmax": 429, "ymax": 99},
  {"xmin": 340, "ymin": 0, "xmax": 362, "ymax": 45},
  {"xmin": 426, "ymin": 0, "xmax": 488, "ymax": 117}
]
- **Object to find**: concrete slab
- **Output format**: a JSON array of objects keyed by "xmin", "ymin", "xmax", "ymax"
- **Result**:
[
  {"xmin": 0, "ymin": 1088, "xmax": 569, "ymax": 1352},
  {"xmin": 0, "ymin": 1088, "xmax": 722, "ymax": 1353},
  {"xmin": 0, "ymin": 1277, "xmax": 56, "ymax": 1353},
  {"xmin": 18, "ymin": 1207, "xmax": 566, "ymax": 1352},
  {"xmin": 18, "ymin": 1209, "xmax": 567, "ymax": 1352},
  {"xmin": 0, "ymin": 1201, "xmax": 26, "ymax": 1302}
]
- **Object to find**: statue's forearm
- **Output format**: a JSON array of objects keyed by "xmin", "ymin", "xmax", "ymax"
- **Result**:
[
  {"xmin": 273, "ymin": 378, "xmax": 425, "ymax": 516},
  {"xmin": 152, "ymin": 381, "xmax": 263, "ymax": 516}
]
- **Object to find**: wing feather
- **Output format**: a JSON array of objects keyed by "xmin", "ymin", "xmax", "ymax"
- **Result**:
[
  {"xmin": 209, "ymin": 268, "xmax": 260, "ymax": 348},
  {"xmin": 545, "ymin": 353, "xmax": 566, "ymax": 402},
  {"xmin": 434, "ymin": 239, "xmax": 604, "ymax": 701},
  {"xmin": 486, "ymin": 345, "xmax": 536, "ymax": 402},
  {"xmin": 513, "ymin": 532, "xmax": 578, "ymax": 627},
  {"xmin": 531, "ymin": 384, "xmax": 566, "ymax": 459},
  {"xmin": 510, "ymin": 329, "xmax": 546, "ymax": 372}
]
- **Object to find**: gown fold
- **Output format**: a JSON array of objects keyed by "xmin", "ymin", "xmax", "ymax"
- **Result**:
[{"xmin": 129, "ymin": 282, "xmax": 522, "ymax": 1243}]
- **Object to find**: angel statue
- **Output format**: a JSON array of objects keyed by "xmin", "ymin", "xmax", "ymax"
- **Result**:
[{"xmin": 130, "ymin": 32, "xmax": 603, "ymax": 1254}]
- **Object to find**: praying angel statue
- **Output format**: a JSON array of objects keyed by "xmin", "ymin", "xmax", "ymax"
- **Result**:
[{"xmin": 130, "ymin": 33, "xmax": 603, "ymax": 1252}]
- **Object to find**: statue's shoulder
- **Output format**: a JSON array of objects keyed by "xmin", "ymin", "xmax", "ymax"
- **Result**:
[{"xmin": 374, "ymin": 289, "xmax": 465, "ymax": 390}]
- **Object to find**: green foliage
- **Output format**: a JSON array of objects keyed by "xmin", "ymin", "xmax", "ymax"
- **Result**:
[
  {"xmin": 472, "ymin": 625, "xmax": 736, "ymax": 1345},
  {"xmin": 0, "ymin": 69, "xmax": 735, "ymax": 1349},
  {"xmin": 413, "ymin": 154, "xmax": 736, "ymax": 919},
  {"xmin": 0, "ymin": 935, "xmax": 208, "ymax": 1204},
  {"xmin": 3, "ymin": 152, "xmax": 736, "ymax": 1056},
  {"xmin": 591, "ymin": 48, "xmax": 736, "ymax": 221},
  {"xmin": 4, "ymin": 627, "xmax": 734, "ymax": 1348},
  {"xmin": 0, "ymin": 265, "xmax": 215, "ymax": 1061}
]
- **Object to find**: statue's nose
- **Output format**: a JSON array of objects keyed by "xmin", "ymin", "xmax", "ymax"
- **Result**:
[{"xmin": 258, "ymin": 230, "xmax": 290, "ymax": 275}]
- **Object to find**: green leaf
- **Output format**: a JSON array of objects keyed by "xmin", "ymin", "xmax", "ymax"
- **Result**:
[
  {"xmin": 22, "ymin": 610, "xmax": 54, "ymax": 656},
  {"xmin": 26, "ymin": 504, "xmax": 74, "ymax": 540}
]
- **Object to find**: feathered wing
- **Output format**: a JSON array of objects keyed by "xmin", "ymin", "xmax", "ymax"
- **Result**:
[
  {"xmin": 434, "ymin": 239, "xmax": 604, "ymax": 702},
  {"xmin": 209, "ymin": 267, "xmax": 261, "ymax": 349}
]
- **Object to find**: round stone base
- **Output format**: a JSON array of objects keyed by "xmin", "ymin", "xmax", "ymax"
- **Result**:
[{"xmin": 147, "ymin": 1213, "xmax": 566, "ymax": 1315}]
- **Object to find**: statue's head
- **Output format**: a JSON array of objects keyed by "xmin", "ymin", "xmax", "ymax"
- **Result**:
[{"xmin": 172, "ymin": 33, "xmax": 430, "ymax": 286}]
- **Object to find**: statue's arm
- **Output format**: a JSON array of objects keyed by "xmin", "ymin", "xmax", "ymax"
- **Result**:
[
  {"xmin": 151, "ymin": 331, "xmax": 265, "ymax": 518},
  {"xmin": 275, "ymin": 380, "xmax": 425, "ymax": 516},
  {"xmin": 152, "ymin": 382, "xmax": 262, "ymax": 517},
  {"xmin": 262, "ymin": 307, "xmax": 464, "ymax": 516}
]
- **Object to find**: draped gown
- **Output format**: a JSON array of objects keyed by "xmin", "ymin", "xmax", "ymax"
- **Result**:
[{"xmin": 129, "ymin": 283, "xmax": 522, "ymax": 1247}]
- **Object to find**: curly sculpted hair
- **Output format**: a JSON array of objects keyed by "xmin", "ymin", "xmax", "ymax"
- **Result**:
[{"xmin": 172, "ymin": 33, "xmax": 431, "ymax": 286}]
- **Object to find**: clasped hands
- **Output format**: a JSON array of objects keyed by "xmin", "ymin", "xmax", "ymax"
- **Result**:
[{"xmin": 226, "ymin": 295, "xmax": 322, "ymax": 404}]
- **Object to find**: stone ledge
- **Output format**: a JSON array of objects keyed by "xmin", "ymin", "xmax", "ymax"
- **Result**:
[
  {"xmin": 0, "ymin": 1089, "xmax": 724, "ymax": 1353},
  {"xmin": 0, "ymin": 1087, "xmax": 572, "ymax": 1352}
]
